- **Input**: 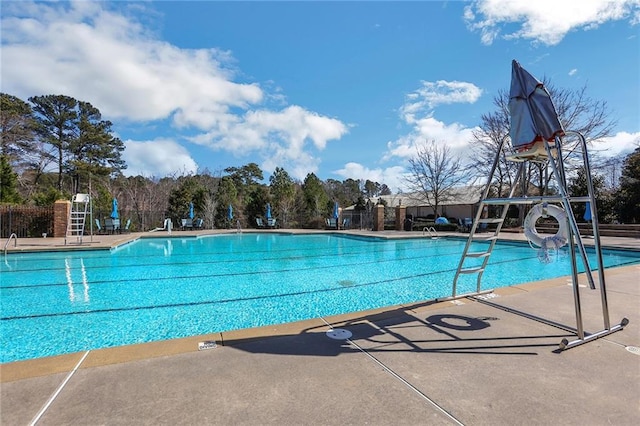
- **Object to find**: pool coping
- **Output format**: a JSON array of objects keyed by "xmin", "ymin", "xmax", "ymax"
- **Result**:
[{"xmin": 1, "ymin": 262, "xmax": 636, "ymax": 383}]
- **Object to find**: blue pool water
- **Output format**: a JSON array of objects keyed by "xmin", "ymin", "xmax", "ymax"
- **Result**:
[{"xmin": 1, "ymin": 233, "xmax": 639, "ymax": 363}]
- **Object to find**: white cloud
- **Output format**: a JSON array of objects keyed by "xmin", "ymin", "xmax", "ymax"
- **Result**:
[
  {"xmin": 189, "ymin": 105, "xmax": 348, "ymax": 180},
  {"xmin": 568, "ymin": 68, "xmax": 578, "ymax": 76},
  {"xmin": 123, "ymin": 139, "xmax": 198, "ymax": 177},
  {"xmin": 333, "ymin": 163, "xmax": 408, "ymax": 193},
  {"xmin": 465, "ymin": 0, "xmax": 640, "ymax": 46},
  {"xmin": 591, "ymin": 131, "xmax": 640, "ymax": 157},
  {"xmin": 385, "ymin": 80, "xmax": 482, "ymax": 163},
  {"xmin": 400, "ymin": 81, "xmax": 483, "ymax": 124},
  {"xmin": 1, "ymin": 1, "xmax": 348, "ymax": 179},
  {"xmin": 1, "ymin": 2, "xmax": 263, "ymax": 124}
]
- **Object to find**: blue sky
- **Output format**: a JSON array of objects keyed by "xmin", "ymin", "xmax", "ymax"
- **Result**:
[{"xmin": 2, "ymin": 1, "xmax": 639, "ymax": 191}]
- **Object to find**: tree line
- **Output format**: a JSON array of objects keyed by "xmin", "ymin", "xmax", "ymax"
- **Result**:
[
  {"xmin": 0, "ymin": 93, "xmax": 391, "ymax": 230},
  {"xmin": 2, "ymin": 86, "xmax": 639, "ymax": 230}
]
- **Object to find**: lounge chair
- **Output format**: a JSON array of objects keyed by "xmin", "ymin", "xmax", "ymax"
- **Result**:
[
  {"xmin": 325, "ymin": 218, "xmax": 338, "ymax": 230},
  {"xmin": 123, "ymin": 218, "xmax": 131, "ymax": 233},
  {"xmin": 256, "ymin": 217, "xmax": 266, "ymax": 228},
  {"xmin": 267, "ymin": 218, "xmax": 277, "ymax": 228},
  {"xmin": 193, "ymin": 218, "xmax": 204, "ymax": 229},
  {"xmin": 342, "ymin": 217, "xmax": 351, "ymax": 229},
  {"xmin": 182, "ymin": 218, "xmax": 193, "ymax": 230},
  {"xmin": 106, "ymin": 218, "xmax": 121, "ymax": 233},
  {"xmin": 95, "ymin": 219, "xmax": 103, "ymax": 234}
]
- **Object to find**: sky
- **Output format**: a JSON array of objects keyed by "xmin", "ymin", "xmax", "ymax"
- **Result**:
[{"xmin": 2, "ymin": 0, "xmax": 639, "ymax": 192}]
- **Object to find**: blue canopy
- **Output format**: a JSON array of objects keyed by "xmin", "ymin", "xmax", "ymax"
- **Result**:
[
  {"xmin": 227, "ymin": 204, "xmax": 233, "ymax": 220},
  {"xmin": 110, "ymin": 198, "xmax": 119, "ymax": 219},
  {"xmin": 584, "ymin": 201, "xmax": 592, "ymax": 221},
  {"xmin": 266, "ymin": 203, "xmax": 272, "ymax": 219},
  {"xmin": 435, "ymin": 217, "xmax": 449, "ymax": 224},
  {"xmin": 333, "ymin": 201, "xmax": 339, "ymax": 219},
  {"xmin": 189, "ymin": 202, "xmax": 194, "ymax": 219}
]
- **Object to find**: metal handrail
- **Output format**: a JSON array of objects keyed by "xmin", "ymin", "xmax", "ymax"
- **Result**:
[
  {"xmin": 4, "ymin": 233, "xmax": 17, "ymax": 255},
  {"xmin": 422, "ymin": 226, "xmax": 438, "ymax": 238}
]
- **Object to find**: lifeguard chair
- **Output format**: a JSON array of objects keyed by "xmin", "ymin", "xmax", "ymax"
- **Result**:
[{"xmin": 451, "ymin": 60, "xmax": 628, "ymax": 350}]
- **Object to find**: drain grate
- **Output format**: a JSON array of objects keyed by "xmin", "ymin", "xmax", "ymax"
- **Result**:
[
  {"xmin": 338, "ymin": 280, "xmax": 356, "ymax": 287},
  {"xmin": 625, "ymin": 346, "xmax": 640, "ymax": 355},
  {"xmin": 326, "ymin": 329, "xmax": 352, "ymax": 340}
]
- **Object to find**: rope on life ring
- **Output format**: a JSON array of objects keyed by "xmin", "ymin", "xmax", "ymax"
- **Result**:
[{"xmin": 523, "ymin": 203, "xmax": 568, "ymax": 251}]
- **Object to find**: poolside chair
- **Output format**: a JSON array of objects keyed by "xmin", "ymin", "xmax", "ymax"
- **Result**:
[
  {"xmin": 95, "ymin": 219, "xmax": 103, "ymax": 234},
  {"xmin": 256, "ymin": 217, "xmax": 266, "ymax": 228},
  {"xmin": 267, "ymin": 218, "xmax": 277, "ymax": 228},
  {"xmin": 182, "ymin": 218, "xmax": 193, "ymax": 230},
  {"xmin": 193, "ymin": 218, "xmax": 204, "ymax": 229},
  {"xmin": 342, "ymin": 217, "xmax": 351, "ymax": 230},
  {"xmin": 123, "ymin": 218, "xmax": 131, "ymax": 233},
  {"xmin": 325, "ymin": 218, "xmax": 338, "ymax": 230}
]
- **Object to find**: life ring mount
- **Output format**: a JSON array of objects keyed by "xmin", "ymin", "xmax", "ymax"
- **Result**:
[{"xmin": 523, "ymin": 203, "xmax": 568, "ymax": 249}]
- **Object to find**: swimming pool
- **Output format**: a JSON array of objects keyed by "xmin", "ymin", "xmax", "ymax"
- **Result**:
[{"xmin": 2, "ymin": 233, "xmax": 639, "ymax": 363}]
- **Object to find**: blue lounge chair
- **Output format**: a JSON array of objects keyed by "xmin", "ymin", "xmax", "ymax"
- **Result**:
[{"xmin": 256, "ymin": 217, "xmax": 266, "ymax": 228}]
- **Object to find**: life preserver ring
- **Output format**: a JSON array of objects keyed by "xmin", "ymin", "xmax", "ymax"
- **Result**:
[{"xmin": 524, "ymin": 203, "xmax": 568, "ymax": 249}]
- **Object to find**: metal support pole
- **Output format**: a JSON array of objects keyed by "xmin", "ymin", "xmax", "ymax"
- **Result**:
[{"xmin": 570, "ymin": 131, "xmax": 611, "ymax": 329}]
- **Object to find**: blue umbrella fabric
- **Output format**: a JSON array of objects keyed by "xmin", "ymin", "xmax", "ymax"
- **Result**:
[
  {"xmin": 508, "ymin": 60, "xmax": 565, "ymax": 150},
  {"xmin": 111, "ymin": 198, "xmax": 119, "ymax": 219},
  {"xmin": 435, "ymin": 217, "xmax": 449, "ymax": 225},
  {"xmin": 333, "ymin": 201, "xmax": 339, "ymax": 219},
  {"xmin": 266, "ymin": 203, "xmax": 272, "ymax": 219},
  {"xmin": 584, "ymin": 201, "xmax": 592, "ymax": 222},
  {"xmin": 189, "ymin": 202, "xmax": 194, "ymax": 219},
  {"xmin": 227, "ymin": 204, "xmax": 233, "ymax": 220}
]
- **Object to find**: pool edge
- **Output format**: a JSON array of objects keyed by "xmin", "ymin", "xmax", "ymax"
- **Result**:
[{"xmin": 3, "ymin": 263, "xmax": 637, "ymax": 383}]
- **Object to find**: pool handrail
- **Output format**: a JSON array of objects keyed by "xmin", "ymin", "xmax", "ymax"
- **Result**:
[{"xmin": 4, "ymin": 233, "xmax": 17, "ymax": 255}]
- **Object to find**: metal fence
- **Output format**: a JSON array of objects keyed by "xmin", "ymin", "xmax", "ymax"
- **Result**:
[{"xmin": 0, "ymin": 205, "xmax": 54, "ymax": 238}]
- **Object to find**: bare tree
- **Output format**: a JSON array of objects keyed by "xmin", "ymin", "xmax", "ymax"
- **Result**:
[
  {"xmin": 471, "ymin": 80, "xmax": 616, "ymax": 199},
  {"xmin": 405, "ymin": 140, "xmax": 469, "ymax": 217}
]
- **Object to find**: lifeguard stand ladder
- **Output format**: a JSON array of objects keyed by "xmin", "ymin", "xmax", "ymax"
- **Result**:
[
  {"xmin": 452, "ymin": 131, "xmax": 628, "ymax": 350},
  {"xmin": 65, "ymin": 193, "xmax": 90, "ymax": 245}
]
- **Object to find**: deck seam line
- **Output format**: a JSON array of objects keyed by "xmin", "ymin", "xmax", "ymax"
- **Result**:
[
  {"xmin": 320, "ymin": 317, "xmax": 464, "ymax": 426},
  {"xmin": 29, "ymin": 350, "xmax": 90, "ymax": 426}
]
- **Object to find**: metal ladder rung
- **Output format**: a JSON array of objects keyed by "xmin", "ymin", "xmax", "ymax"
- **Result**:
[
  {"xmin": 459, "ymin": 267, "xmax": 484, "ymax": 274},
  {"xmin": 466, "ymin": 251, "xmax": 491, "ymax": 258},
  {"xmin": 478, "ymin": 218, "xmax": 503, "ymax": 224},
  {"xmin": 472, "ymin": 235, "xmax": 498, "ymax": 242}
]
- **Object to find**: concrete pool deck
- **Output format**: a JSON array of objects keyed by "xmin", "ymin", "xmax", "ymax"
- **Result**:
[{"xmin": 1, "ymin": 230, "xmax": 639, "ymax": 425}]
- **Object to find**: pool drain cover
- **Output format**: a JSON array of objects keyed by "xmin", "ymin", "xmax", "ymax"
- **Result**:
[
  {"xmin": 338, "ymin": 280, "xmax": 356, "ymax": 287},
  {"xmin": 326, "ymin": 329, "xmax": 352, "ymax": 340},
  {"xmin": 625, "ymin": 346, "xmax": 640, "ymax": 355}
]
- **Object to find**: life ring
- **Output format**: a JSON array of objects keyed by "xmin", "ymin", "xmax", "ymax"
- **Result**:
[{"xmin": 524, "ymin": 203, "xmax": 568, "ymax": 249}]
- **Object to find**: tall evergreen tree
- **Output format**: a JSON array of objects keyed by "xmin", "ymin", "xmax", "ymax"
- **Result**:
[
  {"xmin": 0, "ymin": 154, "xmax": 21, "ymax": 203},
  {"xmin": 302, "ymin": 172, "xmax": 328, "ymax": 221},
  {"xmin": 68, "ymin": 101, "xmax": 126, "ymax": 193},
  {"xmin": 269, "ymin": 167, "xmax": 296, "ymax": 227},
  {"xmin": 0, "ymin": 93, "xmax": 35, "ymax": 163},
  {"xmin": 29, "ymin": 95, "xmax": 77, "ymax": 191},
  {"xmin": 616, "ymin": 146, "xmax": 640, "ymax": 223}
]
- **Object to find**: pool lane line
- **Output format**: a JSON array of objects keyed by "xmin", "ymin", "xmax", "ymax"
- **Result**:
[
  {"xmin": 320, "ymin": 317, "xmax": 465, "ymax": 426},
  {"xmin": 0, "ymin": 251, "xmax": 607, "ymax": 320},
  {"xmin": 0, "ymin": 239, "xmax": 469, "ymax": 274},
  {"xmin": 1, "ymin": 244, "xmax": 515, "ymax": 289},
  {"xmin": 29, "ymin": 350, "xmax": 90, "ymax": 426}
]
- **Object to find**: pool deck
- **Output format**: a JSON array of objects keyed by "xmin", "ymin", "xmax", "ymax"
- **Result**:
[{"xmin": 2, "ymin": 230, "xmax": 639, "ymax": 425}]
